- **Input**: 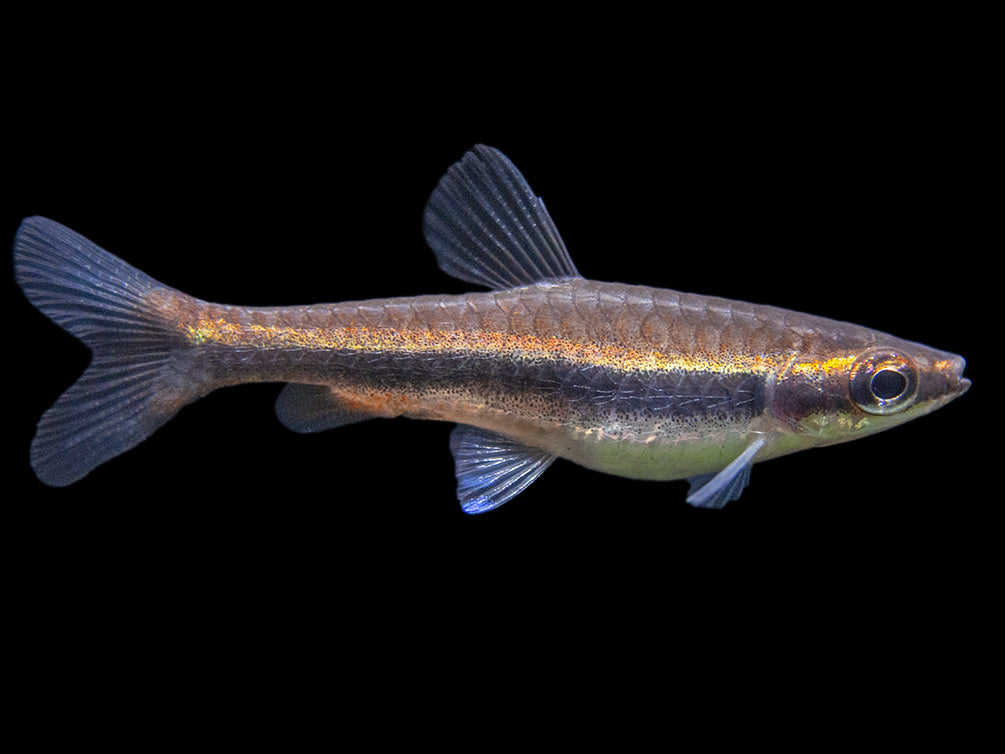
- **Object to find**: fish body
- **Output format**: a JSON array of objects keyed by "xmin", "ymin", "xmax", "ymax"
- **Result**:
[{"xmin": 14, "ymin": 146, "xmax": 969, "ymax": 512}]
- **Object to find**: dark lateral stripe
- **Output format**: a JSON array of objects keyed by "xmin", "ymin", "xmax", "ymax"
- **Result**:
[{"xmin": 258, "ymin": 347, "xmax": 767, "ymax": 423}]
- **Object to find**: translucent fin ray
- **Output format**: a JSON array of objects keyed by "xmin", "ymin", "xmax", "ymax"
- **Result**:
[
  {"xmin": 422, "ymin": 145, "xmax": 579, "ymax": 289},
  {"xmin": 449, "ymin": 425, "xmax": 557, "ymax": 513},
  {"xmin": 15, "ymin": 216, "xmax": 198, "ymax": 486},
  {"xmin": 275, "ymin": 383, "xmax": 377, "ymax": 433},
  {"xmin": 686, "ymin": 436, "xmax": 768, "ymax": 509}
]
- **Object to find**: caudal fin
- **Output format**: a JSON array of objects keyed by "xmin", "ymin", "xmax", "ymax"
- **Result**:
[{"xmin": 14, "ymin": 216, "xmax": 199, "ymax": 486}]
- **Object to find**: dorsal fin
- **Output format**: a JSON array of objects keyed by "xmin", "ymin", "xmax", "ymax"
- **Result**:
[{"xmin": 422, "ymin": 145, "xmax": 580, "ymax": 289}]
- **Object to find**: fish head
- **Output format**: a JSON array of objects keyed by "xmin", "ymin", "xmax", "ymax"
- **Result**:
[{"xmin": 773, "ymin": 332, "xmax": 970, "ymax": 446}]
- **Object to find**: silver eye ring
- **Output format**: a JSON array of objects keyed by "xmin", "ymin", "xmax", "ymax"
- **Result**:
[{"xmin": 849, "ymin": 347, "xmax": 918, "ymax": 415}]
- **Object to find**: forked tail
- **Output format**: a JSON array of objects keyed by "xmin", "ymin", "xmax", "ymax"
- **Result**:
[{"xmin": 15, "ymin": 216, "xmax": 201, "ymax": 486}]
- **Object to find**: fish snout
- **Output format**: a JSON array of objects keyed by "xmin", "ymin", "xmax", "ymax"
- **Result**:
[
  {"xmin": 954, "ymin": 355, "xmax": 971, "ymax": 398},
  {"xmin": 928, "ymin": 352, "xmax": 970, "ymax": 406}
]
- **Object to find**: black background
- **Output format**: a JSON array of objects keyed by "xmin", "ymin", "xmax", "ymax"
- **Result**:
[{"xmin": 3, "ymin": 11, "xmax": 992, "ymax": 736}]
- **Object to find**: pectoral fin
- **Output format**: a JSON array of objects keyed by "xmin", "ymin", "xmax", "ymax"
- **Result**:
[
  {"xmin": 686, "ymin": 436, "xmax": 768, "ymax": 509},
  {"xmin": 449, "ymin": 425, "xmax": 557, "ymax": 514}
]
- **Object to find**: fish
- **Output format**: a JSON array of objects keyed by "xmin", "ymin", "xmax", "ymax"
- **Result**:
[{"xmin": 14, "ymin": 145, "xmax": 970, "ymax": 512}]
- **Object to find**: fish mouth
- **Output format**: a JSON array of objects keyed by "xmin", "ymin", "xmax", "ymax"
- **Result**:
[
  {"xmin": 923, "ymin": 354, "xmax": 970, "ymax": 409},
  {"xmin": 950, "ymin": 356, "xmax": 971, "ymax": 398}
]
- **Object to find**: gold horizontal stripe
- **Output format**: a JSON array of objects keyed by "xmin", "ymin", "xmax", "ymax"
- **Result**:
[{"xmin": 185, "ymin": 318, "xmax": 783, "ymax": 376}]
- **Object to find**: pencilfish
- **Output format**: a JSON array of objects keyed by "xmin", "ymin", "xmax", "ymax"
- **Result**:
[{"xmin": 14, "ymin": 146, "xmax": 970, "ymax": 511}]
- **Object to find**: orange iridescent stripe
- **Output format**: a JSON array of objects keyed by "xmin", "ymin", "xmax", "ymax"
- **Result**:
[
  {"xmin": 788, "ymin": 355, "xmax": 858, "ymax": 378},
  {"xmin": 185, "ymin": 317, "xmax": 782, "ymax": 376}
]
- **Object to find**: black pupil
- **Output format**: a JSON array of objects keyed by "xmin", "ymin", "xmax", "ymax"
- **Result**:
[{"xmin": 871, "ymin": 369, "xmax": 907, "ymax": 400}]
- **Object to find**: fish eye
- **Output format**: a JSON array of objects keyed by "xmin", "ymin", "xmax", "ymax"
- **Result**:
[
  {"xmin": 849, "ymin": 348, "xmax": 919, "ymax": 415},
  {"xmin": 871, "ymin": 368, "xmax": 908, "ymax": 400}
]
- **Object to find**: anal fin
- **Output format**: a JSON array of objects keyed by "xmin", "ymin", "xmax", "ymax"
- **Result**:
[
  {"xmin": 686, "ymin": 436, "xmax": 768, "ymax": 509},
  {"xmin": 450, "ymin": 425, "xmax": 557, "ymax": 514},
  {"xmin": 275, "ymin": 384, "xmax": 377, "ymax": 433}
]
